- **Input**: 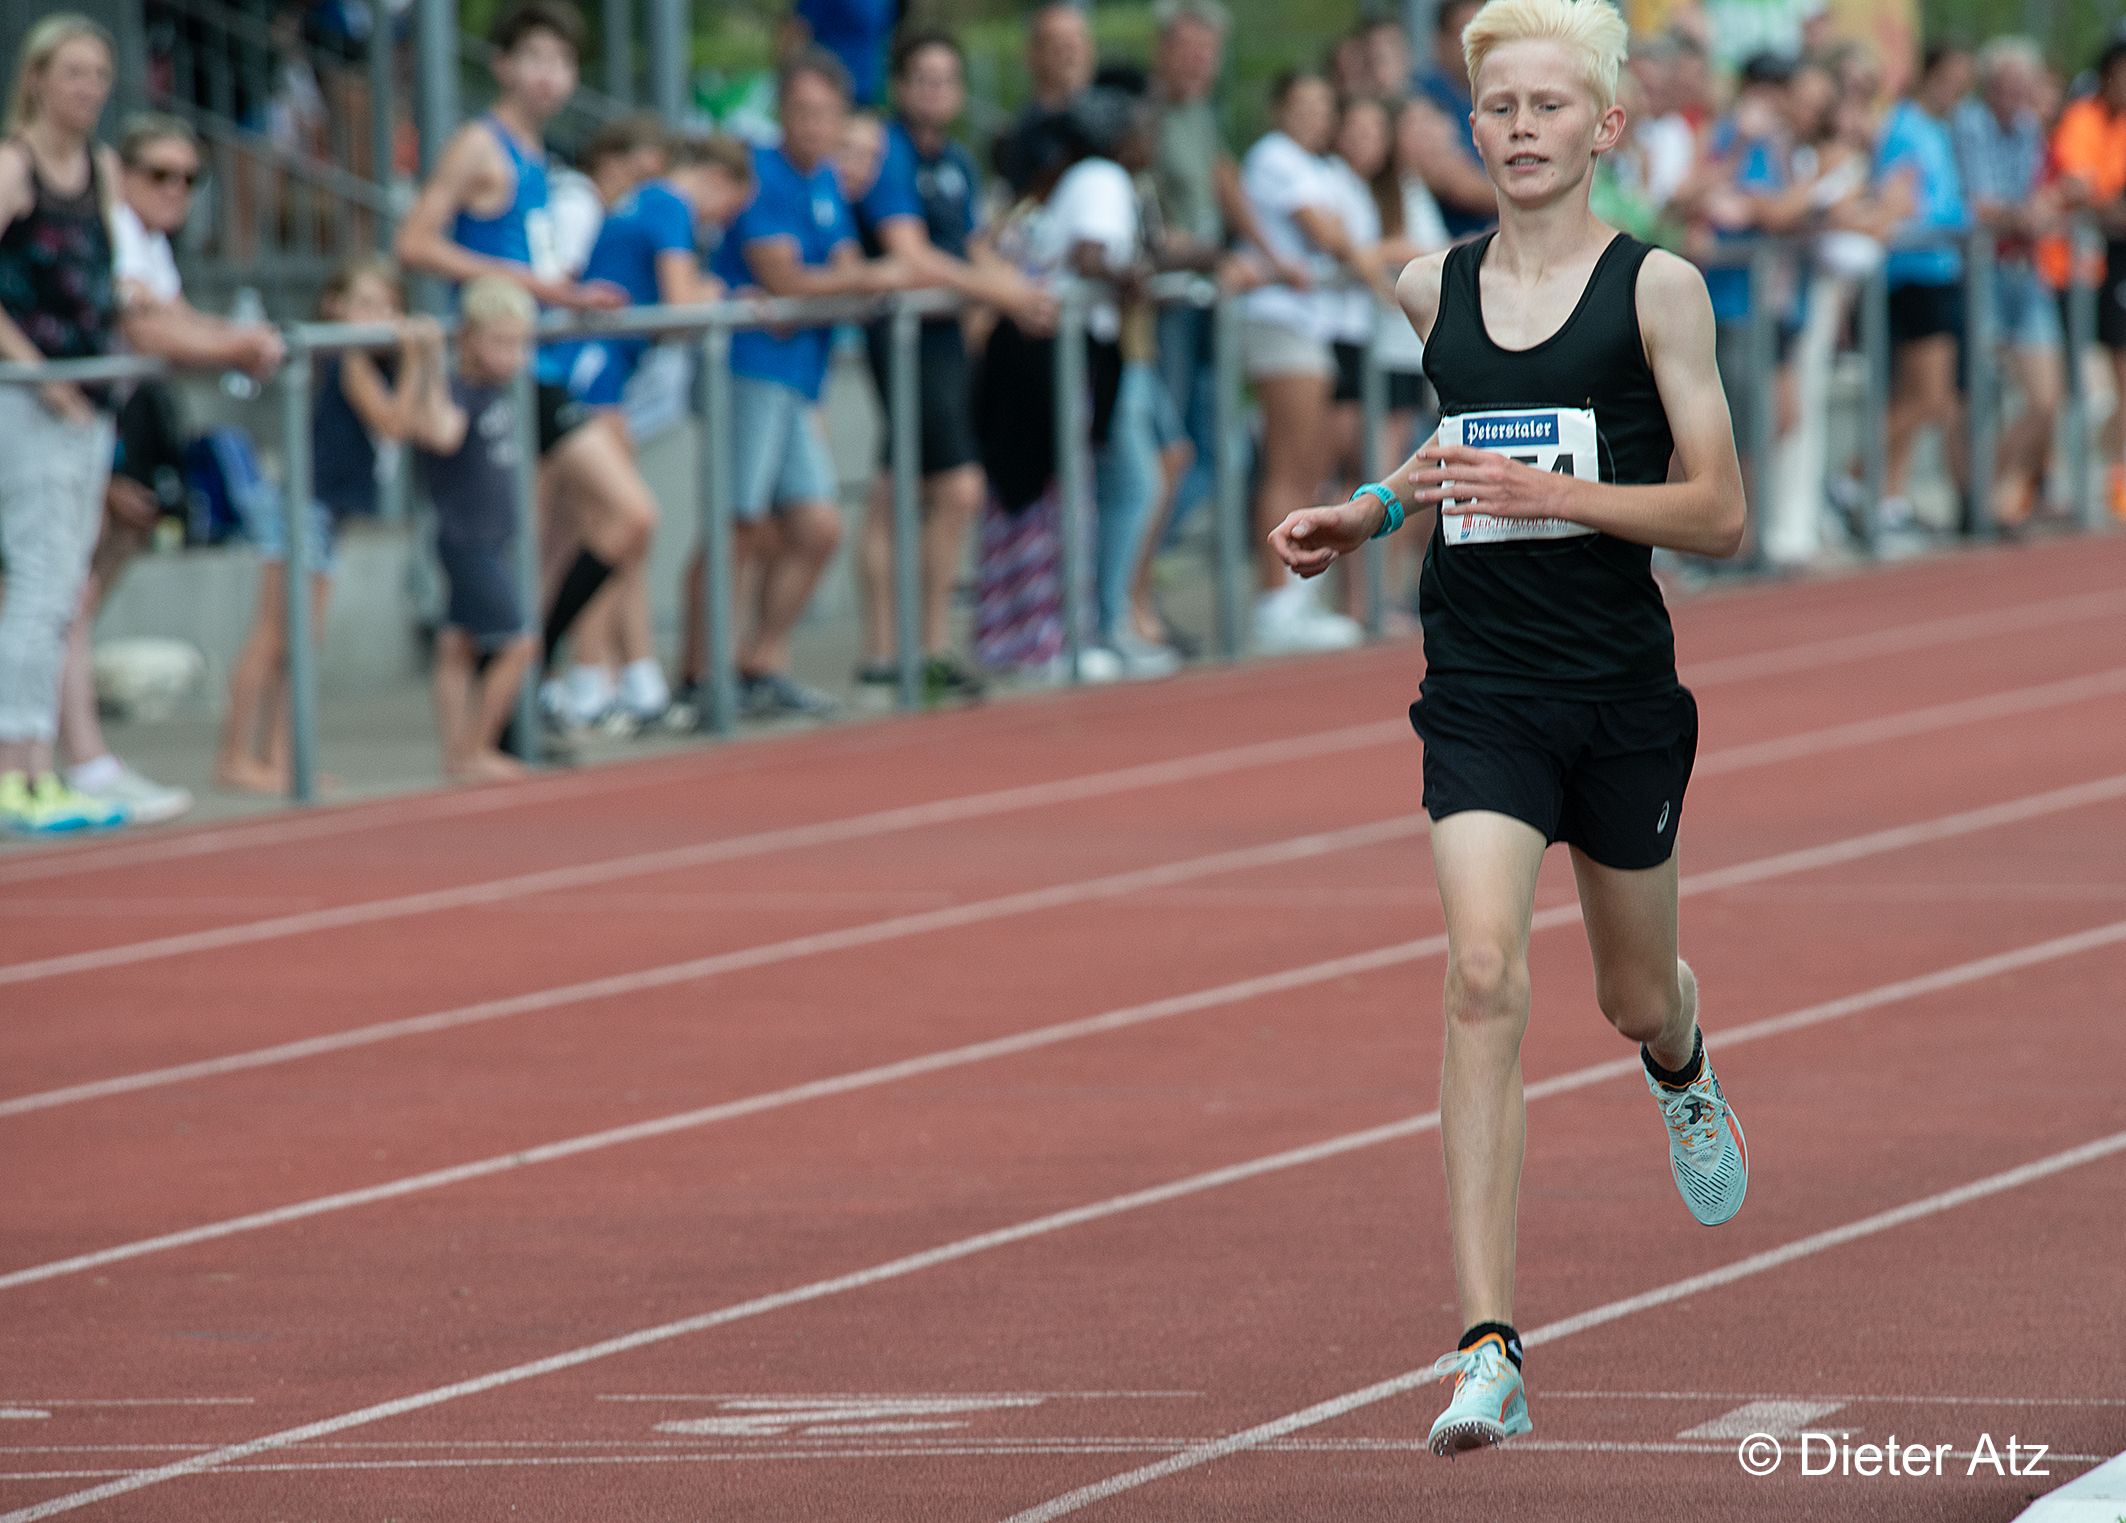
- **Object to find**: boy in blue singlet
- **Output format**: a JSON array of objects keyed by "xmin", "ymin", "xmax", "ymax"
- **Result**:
[{"xmin": 394, "ymin": 0, "xmax": 658, "ymax": 726}]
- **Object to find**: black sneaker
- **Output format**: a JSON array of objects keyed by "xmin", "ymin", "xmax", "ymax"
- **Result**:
[
  {"xmin": 854, "ymin": 662, "xmax": 901, "ymax": 710},
  {"xmin": 922, "ymin": 654, "xmax": 988, "ymax": 705},
  {"xmin": 740, "ymin": 670, "xmax": 840, "ymax": 719}
]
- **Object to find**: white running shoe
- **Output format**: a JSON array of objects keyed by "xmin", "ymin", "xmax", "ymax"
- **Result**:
[
  {"xmin": 1645, "ymin": 1035, "xmax": 1749, "ymax": 1226},
  {"xmin": 1426, "ymin": 1333, "xmax": 1533, "ymax": 1457},
  {"xmin": 1252, "ymin": 591, "xmax": 1363, "ymax": 654},
  {"xmin": 1106, "ymin": 629, "xmax": 1182, "ymax": 679},
  {"xmin": 75, "ymin": 762, "xmax": 192, "ymax": 825}
]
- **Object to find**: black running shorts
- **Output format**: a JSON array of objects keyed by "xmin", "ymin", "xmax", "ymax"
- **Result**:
[{"xmin": 1410, "ymin": 681, "xmax": 1699, "ymax": 871}]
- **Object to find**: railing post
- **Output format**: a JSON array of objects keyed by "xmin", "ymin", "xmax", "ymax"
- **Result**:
[
  {"xmin": 1743, "ymin": 241, "xmax": 1780, "ymax": 570},
  {"xmin": 367, "ymin": 3, "xmax": 398, "ymax": 246},
  {"xmin": 1359, "ymin": 329, "xmax": 1388, "ymax": 641},
  {"xmin": 414, "ymin": 0, "xmax": 458, "ymax": 176},
  {"xmin": 1054, "ymin": 287, "xmax": 1090, "ymax": 682},
  {"xmin": 649, "ymin": 0, "xmax": 685, "ymax": 119},
  {"xmin": 1963, "ymin": 229, "xmax": 1997, "ymax": 538},
  {"xmin": 1859, "ymin": 260, "xmax": 1892, "ymax": 556},
  {"xmin": 277, "ymin": 349, "xmax": 320, "ymax": 805},
  {"xmin": 887, "ymin": 300, "xmax": 924, "ymax": 710},
  {"xmin": 507, "ymin": 364, "xmax": 545, "ymax": 763},
  {"xmin": 603, "ymin": 0, "xmax": 632, "ymax": 102},
  {"xmin": 2061, "ymin": 216, "xmax": 2103, "ymax": 530},
  {"xmin": 697, "ymin": 323, "xmax": 740, "ymax": 735},
  {"xmin": 1209, "ymin": 290, "xmax": 1246, "ymax": 660}
]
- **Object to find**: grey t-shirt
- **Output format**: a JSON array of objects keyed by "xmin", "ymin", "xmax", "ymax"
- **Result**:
[{"xmin": 1155, "ymin": 97, "xmax": 1225, "ymax": 249}]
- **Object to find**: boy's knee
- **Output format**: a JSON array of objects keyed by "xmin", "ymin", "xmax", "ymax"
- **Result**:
[
  {"xmin": 789, "ymin": 502, "xmax": 844, "ymax": 558},
  {"xmin": 1445, "ymin": 942, "xmax": 1524, "ymax": 1025},
  {"xmin": 1595, "ymin": 963, "xmax": 1686, "ymax": 1045}
]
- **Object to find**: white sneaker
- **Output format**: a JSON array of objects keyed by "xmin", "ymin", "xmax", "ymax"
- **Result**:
[
  {"xmin": 78, "ymin": 762, "xmax": 193, "ymax": 826},
  {"xmin": 1253, "ymin": 592, "xmax": 1363, "ymax": 654},
  {"xmin": 1033, "ymin": 648, "xmax": 1125, "ymax": 685},
  {"xmin": 1106, "ymin": 629, "xmax": 1182, "ymax": 680}
]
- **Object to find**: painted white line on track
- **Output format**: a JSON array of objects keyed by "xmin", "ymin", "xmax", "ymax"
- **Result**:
[
  {"xmin": 995, "ymin": 1131, "xmax": 2126, "ymax": 1521},
  {"xmin": 0, "ymin": 723, "xmax": 1401, "ymax": 987},
  {"xmin": 9, "ymin": 597, "xmax": 2122, "ymax": 986},
  {"xmin": 12, "ymin": 667, "xmax": 2125, "ymax": 1122},
  {"xmin": 1542, "ymin": 1390, "xmax": 2126, "ymax": 1408},
  {"xmin": 10, "ymin": 789, "xmax": 2126, "ymax": 1291},
  {"xmin": 8, "ymin": 1115, "xmax": 2125, "ymax": 1520},
  {"xmin": 7, "ymin": 576, "xmax": 2115, "ymax": 888}
]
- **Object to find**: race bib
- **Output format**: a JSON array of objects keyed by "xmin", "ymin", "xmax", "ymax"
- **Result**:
[{"xmin": 1438, "ymin": 406, "xmax": 1601, "ymax": 545}]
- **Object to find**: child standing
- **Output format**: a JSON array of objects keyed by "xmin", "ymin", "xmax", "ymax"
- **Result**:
[
  {"xmin": 217, "ymin": 257, "xmax": 439, "ymax": 793},
  {"xmin": 410, "ymin": 276, "xmax": 539, "ymax": 782}
]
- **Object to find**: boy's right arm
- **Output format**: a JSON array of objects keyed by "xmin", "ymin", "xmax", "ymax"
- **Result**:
[{"xmin": 394, "ymin": 127, "xmax": 511, "ymax": 288}]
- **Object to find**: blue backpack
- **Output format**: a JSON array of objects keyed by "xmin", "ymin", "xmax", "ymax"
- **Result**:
[{"xmin": 182, "ymin": 428, "xmax": 272, "ymax": 548}]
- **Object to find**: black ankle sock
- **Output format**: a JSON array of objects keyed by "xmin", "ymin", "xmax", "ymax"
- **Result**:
[
  {"xmin": 542, "ymin": 550, "xmax": 615, "ymax": 666},
  {"xmin": 1460, "ymin": 1321, "xmax": 1523, "ymax": 1370},
  {"xmin": 1642, "ymin": 1025, "xmax": 1705, "ymax": 1089}
]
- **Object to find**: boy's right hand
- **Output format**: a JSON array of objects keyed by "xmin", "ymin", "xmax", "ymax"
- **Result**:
[
  {"xmin": 1269, "ymin": 498, "xmax": 1382, "ymax": 579},
  {"xmin": 531, "ymin": 276, "xmax": 627, "ymax": 311}
]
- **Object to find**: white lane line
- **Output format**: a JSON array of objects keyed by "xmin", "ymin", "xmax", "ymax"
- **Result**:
[
  {"xmin": 9, "ymin": 1118, "xmax": 2126, "ymax": 1522},
  {"xmin": 1544, "ymin": 1390, "xmax": 2126, "ymax": 1408},
  {"xmin": 994, "ymin": 1131, "xmax": 2126, "ymax": 1523},
  {"xmin": 4, "ymin": 1442, "xmax": 2112, "ymax": 1481},
  {"xmin": 4, "ymin": 574, "xmax": 2115, "ymax": 890},
  {"xmin": 13, "ymin": 665, "xmax": 2124, "ymax": 1121},
  {"xmin": 11, "ymin": 793, "xmax": 2126, "ymax": 1291},
  {"xmin": 0, "ymin": 723, "xmax": 1401, "ymax": 988},
  {"xmin": 10, "ymin": 588, "xmax": 2122, "ymax": 982},
  {"xmin": 0, "ymin": 1401, "xmax": 252, "ymax": 1408},
  {"xmin": 1675, "ymin": 1400, "xmax": 1845, "ymax": 1440}
]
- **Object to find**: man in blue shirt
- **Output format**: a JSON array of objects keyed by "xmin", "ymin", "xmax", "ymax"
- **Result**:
[
  {"xmin": 1876, "ymin": 44, "xmax": 1974, "ymax": 527},
  {"xmin": 845, "ymin": 30, "xmax": 1053, "ymax": 705},
  {"xmin": 698, "ymin": 48, "xmax": 910, "ymax": 718},
  {"xmin": 1404, "ymin": 0, "xmax": 1497, "ymax": 240}
]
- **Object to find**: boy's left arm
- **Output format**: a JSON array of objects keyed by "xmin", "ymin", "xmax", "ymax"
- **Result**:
[{"xmin": 1404, "ymin": 250, "xmax": 1746, "ymax": 559}]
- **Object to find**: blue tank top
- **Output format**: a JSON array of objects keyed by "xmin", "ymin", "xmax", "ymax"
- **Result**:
[{"xmin": 449, "ymin": 116, "xmax": 554, "ymax": 276}]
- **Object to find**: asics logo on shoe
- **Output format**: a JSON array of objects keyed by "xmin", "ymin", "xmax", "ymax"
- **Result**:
[{"xmin": 1680, "ymin": 1097, "xmax": 1710, "ymax": 1126}]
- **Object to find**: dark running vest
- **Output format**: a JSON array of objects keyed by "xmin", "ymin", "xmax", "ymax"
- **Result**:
[{"xmin": 1417, "ymin": 230, "xmax": 1679, "ymax": 699}]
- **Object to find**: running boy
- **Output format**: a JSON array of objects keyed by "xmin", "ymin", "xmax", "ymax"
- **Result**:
[
  {"xmin": 1269, "ymin": 0, "xmax": 1750, "ymax": 1458},
  {"xmin": 410, "ymin": 277, "xmax": 540, "ymax": 782}
]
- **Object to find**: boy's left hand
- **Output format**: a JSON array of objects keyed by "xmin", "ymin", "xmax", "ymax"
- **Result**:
[{"xmin": 1409, "ymin": 442, "xmax": 1572, "ymax": 520}]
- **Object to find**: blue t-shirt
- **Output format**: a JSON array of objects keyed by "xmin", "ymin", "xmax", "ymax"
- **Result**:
[
  {"xmin": 1877, "ymin": 100, "xmax": 1968, "ymax": 288},
  {"xmin": 1702, "ymin": 117, "xmax": 1790, "ymax": 323},
  {"xmin": 1413, "ymin": 68, "xmax": 1492, "ymax": 239},
  {"xmin": 710, "ymin": 143, "xmax": 857, "ymax": 401},
  {"xmin": 853, "ymin": 120, "xmax": 978, "ymax": 261},
  {"xmin": 794, "ymin": 0, "xmax": 896, "ymax": 106},
  {"xmin": 550, "ymin": 179, "xmax": 697, "ymax": 404}
]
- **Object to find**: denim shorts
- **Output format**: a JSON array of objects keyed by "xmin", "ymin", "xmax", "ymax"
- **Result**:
[
  {"xmin": 1994, "ymin": 261, "xmax": 2061, "ymax": 351},
  {"xmin": 728, "ymin": 374, "xmax": 838, "ymax": 520},
  {"xmin": 240, "ymin": 491, "xmax": 336, "ymax": 574}
]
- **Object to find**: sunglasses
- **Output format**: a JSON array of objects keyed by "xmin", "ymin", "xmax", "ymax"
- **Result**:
[{"xmin": 137, "ymin": 164, "xmax": 202, "ymax": 188}]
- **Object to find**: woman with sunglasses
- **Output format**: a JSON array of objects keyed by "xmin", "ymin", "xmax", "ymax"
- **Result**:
[{"xmin": 44, "ymin": 113, "xmax": 287, "ymax": 825}]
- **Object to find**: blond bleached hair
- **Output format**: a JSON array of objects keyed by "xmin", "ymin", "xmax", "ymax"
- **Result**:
[
  {"xmin": 1461, "ymin": 0, "xmax": 1630, "ymax": 113},
  {"xmin": 7, "ymin": 13, "xmax": 114, "ymax": 135},
  {"xmin": 459, "ymin": 276, "xmax": 537, "ymax": 329}
]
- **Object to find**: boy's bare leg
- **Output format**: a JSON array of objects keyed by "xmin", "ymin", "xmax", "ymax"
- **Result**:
[
  {"xmin": 466, "ymin": 635, "xmax": 533, "ymax": 778},
  {"xmin": 921, "ymin": 464, "xmax": 982, "ymax": 654},
  {"xmin": 217, "ymin": 564, "xmax": 288, "ymax": 791},
  {"xmin": 1569, "ymin": 847, "xmax": 1694, "ymax": 1068},
  {"xmin": 433, "ymin": 628, "xmax": 476, "ymax": 777},
  {"xmin": 742, "ymin": 501, "xmax": 842, "ymax": 675},
  {"xmin": 1430, "ymin": 809, "xmax": 1548, "ymax": 1330}
]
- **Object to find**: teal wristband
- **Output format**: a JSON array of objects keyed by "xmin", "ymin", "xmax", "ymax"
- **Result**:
[{"xmin": 1355, "ymin": 482, "xmax": 1404, "ymax": 539}]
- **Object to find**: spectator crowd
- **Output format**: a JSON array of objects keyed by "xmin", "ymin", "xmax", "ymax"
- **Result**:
[{"xmin": 3, "ymin": 0, "xmax": 2125, "ymax": 835}]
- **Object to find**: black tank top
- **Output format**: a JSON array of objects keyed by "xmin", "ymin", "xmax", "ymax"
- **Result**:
[
  {"xmin": 1417, "ymin": 231, "xmax": 1677, "ymax": 698},
  {"xmin": 0, "ymin": 140, "xmax": 116, "ymax": 397}
]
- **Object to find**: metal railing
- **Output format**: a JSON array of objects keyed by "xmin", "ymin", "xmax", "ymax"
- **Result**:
[{"xmin": 2, "ymin": 224, "xmax": 2113, "ymax": 807}]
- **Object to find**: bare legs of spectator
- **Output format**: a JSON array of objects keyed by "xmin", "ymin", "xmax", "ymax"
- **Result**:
[
  {"xmin": 56, "ymin": 504, "xmax": 152, "ymax": 778},
  {"xmin": 217, "ymin": 562, "xmax": 332, "ymax": 793},
  {"xmin": 1993, "ymin": 342, "xmax": 2063, "ymax": 525},
  {"xmin": 1127, "ymin": 435, "xmax": 1193, "ymax": 645},
  {"xmin": 543, "ymin": 415, "xmax": 657, "ymax": 572},
  {"xmin": 858, "ymin": 462, "xmax": 982, "ymax": 664},
  {"xmin": 1884, "ymin": 334, "xmax": 1967, "ymax": 514},
  {"xmin": 2105, "ymin": 348, "xmax": 2126, "ymax": 519},
  {"xmin": 738, "ymin": 502, "xmax": 842, "ymax": 677},
  {"xmin": 1251, "ymin": 371, "xmax": 1335, "ymax": 592},
  {"xmin": 434, "ymin": 628, "xmax": 531, "ymax": 782}
]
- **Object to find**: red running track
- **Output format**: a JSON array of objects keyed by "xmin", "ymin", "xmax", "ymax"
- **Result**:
[{"xmin": 2, "ymin": 538, "xmax": 2123, "ymax": 1522}]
